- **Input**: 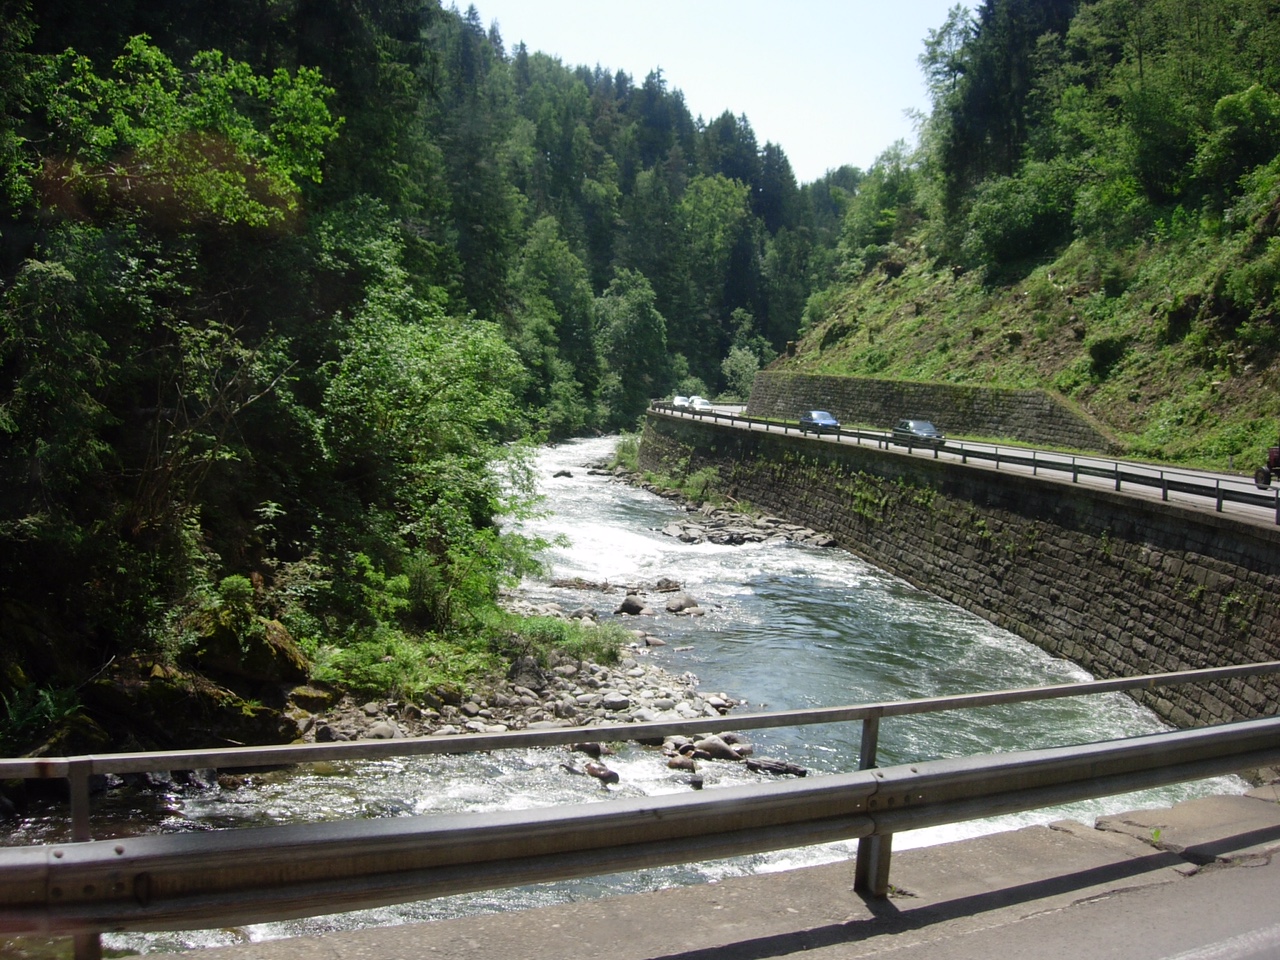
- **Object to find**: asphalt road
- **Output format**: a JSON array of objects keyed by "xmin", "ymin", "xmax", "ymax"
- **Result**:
[{"xmin": 659, "ymin": 406, "xmax": 1280, "ymax": 530}]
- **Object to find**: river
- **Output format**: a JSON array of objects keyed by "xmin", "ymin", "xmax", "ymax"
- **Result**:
[{"xmin": 4, "ymin": 436, "xmax": 1245, "ymax": 955}]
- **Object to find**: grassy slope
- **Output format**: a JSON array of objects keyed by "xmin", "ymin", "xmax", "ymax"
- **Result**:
[{"xmin": 777, "ymin": 231, "xmax": 1280, "ymax": 474}]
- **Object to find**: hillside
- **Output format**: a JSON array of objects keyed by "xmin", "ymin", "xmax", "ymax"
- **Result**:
[
  {"xmin": 779, "ymin": 223, "xmax": 1280, "ymax": 472},
  {"xmin": 777, "ymin": 0, "xmax": 1280, "ymax": 474}
]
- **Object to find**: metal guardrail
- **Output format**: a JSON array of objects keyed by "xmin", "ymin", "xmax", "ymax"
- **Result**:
[
  {"xmin": 3, "ymin": 662, "xmax": 1279, "ymax": 956},
  {"xmin": 649, "ymin": 402, "xmax": 1280, "ymax": 524}
]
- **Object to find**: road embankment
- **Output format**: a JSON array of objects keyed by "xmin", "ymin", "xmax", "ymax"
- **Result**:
[{"xmin": 639, "ymin": 414, "xmax": 1280, "ymax": 732}]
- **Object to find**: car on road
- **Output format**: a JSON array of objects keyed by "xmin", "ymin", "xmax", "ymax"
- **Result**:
[
  {"xmin": 799, "ymin": 410, "xmax": 841, "ymax": 434},
  {"xmin": 671, "ymin": 395, "xmax": 690, "ymax": 409},
  {"xmin": 892, "ymin": 419, "xmax": 945, "ymax": 447},
  {"xmin": 689, "ymin": 396, "xmax": 714, "ymax": 413}
]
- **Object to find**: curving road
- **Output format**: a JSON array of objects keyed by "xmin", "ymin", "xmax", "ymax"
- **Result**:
[{"xmin": 652, "ymin": 404, "xmax": 1280, "ymax": 529}]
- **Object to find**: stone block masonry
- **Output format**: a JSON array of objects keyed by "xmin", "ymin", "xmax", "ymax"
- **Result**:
[
  {"xmin": 640, "ymin": 414, "xmax": 1280, "ymax": 730},
  {"xmin": 747, "ymin": 371, "xmax": 1120, "ymax": 454}
]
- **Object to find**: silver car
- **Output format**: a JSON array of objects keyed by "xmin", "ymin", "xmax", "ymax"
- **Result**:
[{"xmin": 892, "ymin": 419, "xmax": 945, "ymax": 446}]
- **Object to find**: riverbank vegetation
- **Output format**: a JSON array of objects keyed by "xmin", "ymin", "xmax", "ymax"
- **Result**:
[{"xmin": 3, "ymin": 0, "xmax": 1280, "ymax": 753}]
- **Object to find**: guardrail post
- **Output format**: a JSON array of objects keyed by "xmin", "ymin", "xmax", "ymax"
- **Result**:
[
  {"xmin": 855, "ymin": 833, "xmax": 893, "ymax": 899},
  {"xmin": 854, "ymin": 713, "xmax": 891, "ymax": 898},
  {"xmin": 1162, "ymin": 474, "xmax": 1169, "ymax": 501},
  {"xmin": 1072, "ymin": 458, "xmax": 1078, "ymax": 483},
  {"xmin": 68, "ymin": 758, "xmax": 101, "ymax": 960},
  {"xmin": 1275, "ymin": 491, "xmax": 1279, "ymax": 526},
  {"xmin": 1216, "ymin": 481, "xmax": 1223, "ymax": 512},
  {"xmin": 1032, "ymin": 452, "xmax": 1037, "ymax": 476},
  {"xmin": 1115, "ymin": 465, "xmax": 1121, "ymax": 491},
  {"xmin": 858, "ymin": 714, "xmax": 880, "ymax": 771},
  {"xmin": 69, "ymin": 757, "xmax": 92, "ymax": 842}
]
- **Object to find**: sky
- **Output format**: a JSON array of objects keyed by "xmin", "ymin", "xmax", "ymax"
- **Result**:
[{"xmin": 464, "ymin": 1, "xmax": 965, "ymax": 184}]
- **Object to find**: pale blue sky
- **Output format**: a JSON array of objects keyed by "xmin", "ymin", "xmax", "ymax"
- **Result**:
[{"xmin": 464, "ymin": 1, "xmax": 965, "ymax": 184}]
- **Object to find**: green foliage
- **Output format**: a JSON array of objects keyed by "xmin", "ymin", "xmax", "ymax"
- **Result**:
[
  {"xmin": 594, "ymin": 269, "xmax": 669, "ymax": 428},
  {"xmin": 0, "ymin": 3, "xmax": 862, "ymax": 728},
  {"xmin": 678, "ymin": 466, "xmax": 722, "ymax": 503},
  {"xmin": 611, "ymin": 433, "xmax": 640, "ymax": 472},
  {"xmin": 30, "ymin": 36, "xmax": 340, "ymax": 226},
  {"xmin": 961, "ymin": 160, "xmax": 1075, "ymax": 272},
  {"xmin": 1087, "ymin": 335, "xmax": 1130, "ymax": 381},
  {"xmin": 309, "ymin": 628, "xmax": 498, "ymax": 701},
  {"xmin": 506, "ymin": 216, "xmax": 598, "ymax": 437},
  {"xmin": 1222, "ymin": 237, "xmax": 1280, "ymax": 328},
  {"xmin": 720, "ymin": 345, "xmax": 761, "ymax": 401},
  {"xmin": 1, "ymin": 685, "xmax": 81, "ymax": 755},
  {"xmin": 1195, "ymin": 85, "xmax": 1280, "ymax": 203},
  {"xmin": 482, "ymin": 610, "xmax": 625, "ymax": 669},
  {"xmin": 841, "ymin": 141, "xmax": 920, "ymax": 258}
]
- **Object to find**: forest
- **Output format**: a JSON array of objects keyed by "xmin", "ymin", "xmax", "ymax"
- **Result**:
[{"xmin": 3, "ymin": 0, "xmax": 1279, "ymax": 753}]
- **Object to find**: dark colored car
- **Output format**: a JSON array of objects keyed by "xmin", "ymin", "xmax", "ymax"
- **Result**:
[
  {"xmin": 892, "ymin": 419, "xmax": 945, "ymax": 446},
  {"xmin": 799, "ymin": 410, "xmax": 841, "ymax": 434}
]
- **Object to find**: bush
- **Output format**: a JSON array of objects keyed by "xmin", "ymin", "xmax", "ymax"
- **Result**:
[
  {"xmin": 611, "ymin": 433, "xmax": 640, "ymax": 472},
  {"xmin": 1087, "ymin": 335, "xmax": 1130, "ymax": 380},
  {"xmin": 1223, "ymin": 237, "xmax": 1280, "ymax": 326},
  {"xmin": 482, "ymin": 611, "xmax": 624, "ymax": 669},
  {"xmin": 961, "ymin": 161, "xmax": 1076, "ymax": 272},
  {"xmin": 309, "ymin": 628, "xmax": 497, "ymax": 700},
  {"xmin": 0, "ymin": 685, "xmax": 81, "ymax": 755},
  {"xmin": 1073, "ymin": 172, "xmax": 1154, "ymax": 244},
  {"xmin": 1195, "ymin": 85, "xmax": 1280, "ymax": 206}
]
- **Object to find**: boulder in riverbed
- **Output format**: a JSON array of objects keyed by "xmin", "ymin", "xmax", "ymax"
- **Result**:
[
  {"xmin": 664, "ymin": 592, "xmax": 700, "ymax": 613},
  {"xmin": 615, "ymin": 594, "xmax": 653, "ymax": 616}
]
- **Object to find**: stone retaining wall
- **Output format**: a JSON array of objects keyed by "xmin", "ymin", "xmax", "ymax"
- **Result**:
[
  {"xmin": 640, "ymin": 413, "xmax": 1280, "ymax": 729},
  {"xmin": 747, "ymin": 371, "xmax": 1119, "ymax": 453}
]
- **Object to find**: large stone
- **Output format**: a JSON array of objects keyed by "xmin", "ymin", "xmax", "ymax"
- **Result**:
[
  {"xmin": 190, "ymin": 616, "xmax": 310, "ymax": 687},
  {"xmin": 615, "ymin": 594, "xmax": 651, "ymax": 615},
  {"xmin": 365, "ymin": 720, "xmax": 403, "ymax": 739},
  {"xmin": 694, "ymin": 734, "xmax": 742, "ymax": 760},
  {"xmin": 82, "ymin": 661, "xmax": 295, "ymax": 749},
  {"xmin": 506, "ymin": 656, "xmax": 548, "ymax": 690},
  {"xmin": 289, "ymin": 684, "xmax": 340, "ymax": 711},
  {"xmin": 665, "ymin": 592, "xmax": 700, "ymax": 613}
]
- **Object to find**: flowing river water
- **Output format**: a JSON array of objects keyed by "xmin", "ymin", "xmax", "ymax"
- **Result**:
[{"xmin": 4, "ymin": 436, "xmax": 1246, "ymax": 955}]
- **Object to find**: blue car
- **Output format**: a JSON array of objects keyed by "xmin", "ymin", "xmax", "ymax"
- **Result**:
[{"xmin": 799, "ymin": 410, "xmax": 840, "ymax": 434}]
